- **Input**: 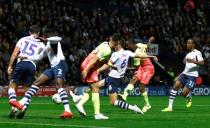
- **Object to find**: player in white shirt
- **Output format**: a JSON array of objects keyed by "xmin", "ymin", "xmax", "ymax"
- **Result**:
[
  {"xmin": 162, "ymin": 38, "xmax": 204, "ymax": 112},
  {"xmin": 7, "ymin": 25, "xmax": 45, "ymax": 118},
  {"xmin": 92, "ymin": 39, "xmax": 157, "ymax": 114},
  {"xmin": 11, "ymin": 29, "xmax": 73, "ymax": 119}
]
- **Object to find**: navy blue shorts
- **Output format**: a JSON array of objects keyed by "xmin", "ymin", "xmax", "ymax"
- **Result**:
[
  {"xmin": 178, "ymin": 74, "xmax": 197, "ymax": 89},
  {"xmin": 12, "ymin": 61, "xmax": 36, "ymax": 85},
  {"xmin": 105, "ymin": 76, "xmax": 126, "ymax": 94},
  {"xmin": 43, "ymin": 60, "xmax": 68, "ymax": 80}
]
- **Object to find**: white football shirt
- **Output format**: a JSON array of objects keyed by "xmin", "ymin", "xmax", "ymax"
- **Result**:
[
  {"xmin": 16, "ymin": 35, "xmax": 45, "ymax": 68},
  {"xmin": 182, "ymin": 49, "xmax": 204, "ymax": 77},
  {"xmin": 108, "ymin": 49, "xmax": 135, "ymax": 78}
]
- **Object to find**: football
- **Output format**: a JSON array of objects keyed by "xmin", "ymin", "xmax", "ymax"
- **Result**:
[{"xmin": 52, "ymin": 93, "xmax": 62, "ymax": 104}]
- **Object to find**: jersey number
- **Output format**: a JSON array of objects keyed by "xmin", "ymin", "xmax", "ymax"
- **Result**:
[
  {"xmin": 22, "ymin": 41, "xmax": 38, "ymax": 56},
  {"xmin": 58, "ymin": 69, "xmax": 62, "ymax": 75},
  {"xmin": 189, "ymin": 81, "xmax": 194, "ymax": 88},
  {"xmin": 121, "ymin": 59, "xmax": 127, "ymax": 69}
]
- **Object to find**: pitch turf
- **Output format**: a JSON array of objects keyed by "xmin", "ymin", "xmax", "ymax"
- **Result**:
[{"xmin": 0, "ymin": 96, "xmax": 210, "ymax": 128}]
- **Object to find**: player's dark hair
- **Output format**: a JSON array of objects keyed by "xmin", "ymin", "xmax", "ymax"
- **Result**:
[
  {"xmin": 119, "ymin": 38, "xmax": 126, "ymax": 49},
  {"xmin": 112, "ymin": 33, "xmax": 122, "ymax": 43},
  {"xmin": 29, "ymin": 25, "xmax": 40, "ymax": 34},
  {"xmin": 188, "ymin": 37, "xmax": 196, "ymax": 47}
]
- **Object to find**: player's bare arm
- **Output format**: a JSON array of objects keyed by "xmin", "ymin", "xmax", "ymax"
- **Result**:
[
  {"xmin": 135, "ymin": 53, "xmax": 158, "ymax": 61},
  {"xmin": 97, "ymin": 64, "xmax": 109, "ymax": 73},
  {"xmin": 7, "ymin": 47, "xmax": 20, "ymax": 75},
  {"xmin": 36, "ymin": 37, "xmax": 48, "ymax": 43}
]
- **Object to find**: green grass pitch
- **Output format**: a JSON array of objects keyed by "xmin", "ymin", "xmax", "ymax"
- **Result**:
[{"xmin": 0, "ymin": 96, "xmax": 210, "ymax": 128}]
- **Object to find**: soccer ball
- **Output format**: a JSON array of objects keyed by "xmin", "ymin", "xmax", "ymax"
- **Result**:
[{"xmin": 52, "ymin": 93, "xmax": 62, "ymax": 104}]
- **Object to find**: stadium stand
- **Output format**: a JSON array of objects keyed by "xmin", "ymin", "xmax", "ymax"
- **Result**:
[{"xmin": 0, "ymin": 0, "xmax": 209, "ymax": 85}]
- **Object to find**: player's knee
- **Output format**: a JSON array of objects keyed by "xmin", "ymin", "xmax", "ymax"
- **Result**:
[{"xmin": 91, "ymin": 86, "xmax": 99, "ymax": 93}]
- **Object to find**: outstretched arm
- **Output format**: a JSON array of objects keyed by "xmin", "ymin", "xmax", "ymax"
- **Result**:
[{"xmin": 135, "ymin": 53, "xmax": 158, "ymax": 61}]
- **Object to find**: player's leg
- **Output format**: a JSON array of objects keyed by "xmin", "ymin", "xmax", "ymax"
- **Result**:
[
  {"xmin": 18, "ymin": 66, "xmax": 36, "ymax": 109},
  {"xmin": 119, "ymin": 66, "xmax": 142, "ymax": 101},
  {"xmin": 118, "ymin": 76, "xmax": 138, "ymax": 101},
  {"xmin": 8, "ymin": 82, "xmax": 19, "ymax": 118},
  {"xmin": 74, "ymin": 87, "xmax": 90, "ymax": 117},
  {"xmin": 69, "ymin": 88, "xmax": 83, "ymax": 104},
  {"xmin": 9, "ymin": 84, "xmax": 30, "ymax": 119},
  {"xmin": 183, "ymin": 87, "xmax": 192, "ymax": 108},
  {"xmin": 162, "ymin": 78, "xmax": 183, "ymax": 112},
  {"xmin": 52, "ymin": 61, "xmax": 73, "ymax": 118},
  {"xmin": 75, "ymin": 68, "xmax": 107, "ymax": 119},
  {"xmin": 15, "ymin": 84, "xmax": 30, "ymax": 119},
  {"xmin": 91, "ymin": 79, "xmax": 108, "ymax": 119},
  {"xmin": 140, "ymin": 84, "xmax": 151, "ymax": 112},
  {"xmin": 19, "ymin": 85, "xmax": 30, "ymax": 107},
  {"xmin": 19, "ymin": 73, "xmax": 50, "ymax": 110},
  {"xmin": 8, "ymin": 62, "xmax": 27, "ymax": 110},
  {"xmin": 182, "ymin": 76, "xmax": 196, "ymax": 108},
  {"xmin": 108, "ymin": 78, "xmax": 143, "ymax": 114},
  {"xmin": 110, "ymin": 93, "xmax": 143, "ymax": 114},
  {"xmin": 14, "ymin": 74, "xmax": 49, "ymax": 119},
  {"xmin": 56, "ymin": 78, "xmax": 73, "ymax": 118},
  {"xmin": 75, "ymin": 59, "xmax": 92, "ymax": 113},
  {"xmin": 139, "ymin": 67, "xmax": 154, "ymax": 112}
]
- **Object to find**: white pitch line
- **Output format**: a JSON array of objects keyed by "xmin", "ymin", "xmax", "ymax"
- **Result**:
[
  {"xmin": 0, "ymin": 122, "xmax": 113, "ymax": 128},
  {"xmin": 1, "ymin": 102, "xmax": 210, "ymax": 107}
]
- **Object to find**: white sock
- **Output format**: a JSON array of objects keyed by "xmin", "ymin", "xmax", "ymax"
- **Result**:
[
  {"xmin": 128, "ymin": 105, "xmax": 135, "ymax": 111},
  {"xmin": 168, "ymin": 90, "xmax": 177, "ymax": 109},
  {"xmin": 58, "ymin": 88, "xmax": 71, "ymax": 112},
  {"xmin": 8, "ymin": 88, "xmax": 16, "ymax": 101},
  {"xmin": 169, "ymin": 99, "xmax": 174, "ymax": 109},
  {"xmin": 19, "ymin": 97, "xmax": 28, "ymax": 105},
  {"xmin": 64, "ymin": 104, "xmax": 71, "ymax": 112}
]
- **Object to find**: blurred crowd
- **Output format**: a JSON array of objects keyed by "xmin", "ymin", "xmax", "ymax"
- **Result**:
[{"xmin": 0, "ymin": 0, "xmax": 210, "ymax": 85}]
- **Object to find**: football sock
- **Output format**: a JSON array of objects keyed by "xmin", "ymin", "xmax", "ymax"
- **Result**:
[
  {"xmin": 8, "ymin": 88, "xmax": 16, "ymax": 101},
  {"xmin": 114, "ymin": 100, "xmax": 129, "ymax": 109},
  {"xmin": 123, "ymin": 84, "xmax": 134, "ymax": 97},
  {"xmin": 24, "ymin": 85, "xmax": 39, "ymax": 103},
  {"xmin": 19, "ymin": 97, "xmax": 28, "ymax": 106},
  {"xmin": 142, "ymin": 91, "xmax": 150, "ymax": 106},
  {"xmin": 92, "ymin": 93, "xmax": 100, "ymax": 115},
  {"xmin": 58, "ymin": 88, "xmax": 71, "ymax": 112},
  {"xmin": 169, "ymin": 89, "xmax": 177, "ymax": 109},
  {"xmin": 78, "ymin": 92, "xmax": 89, "ymax": 105},
  {"xmin": 24, "ymin": 99, "xmax": 31, "ymax": 108}
]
